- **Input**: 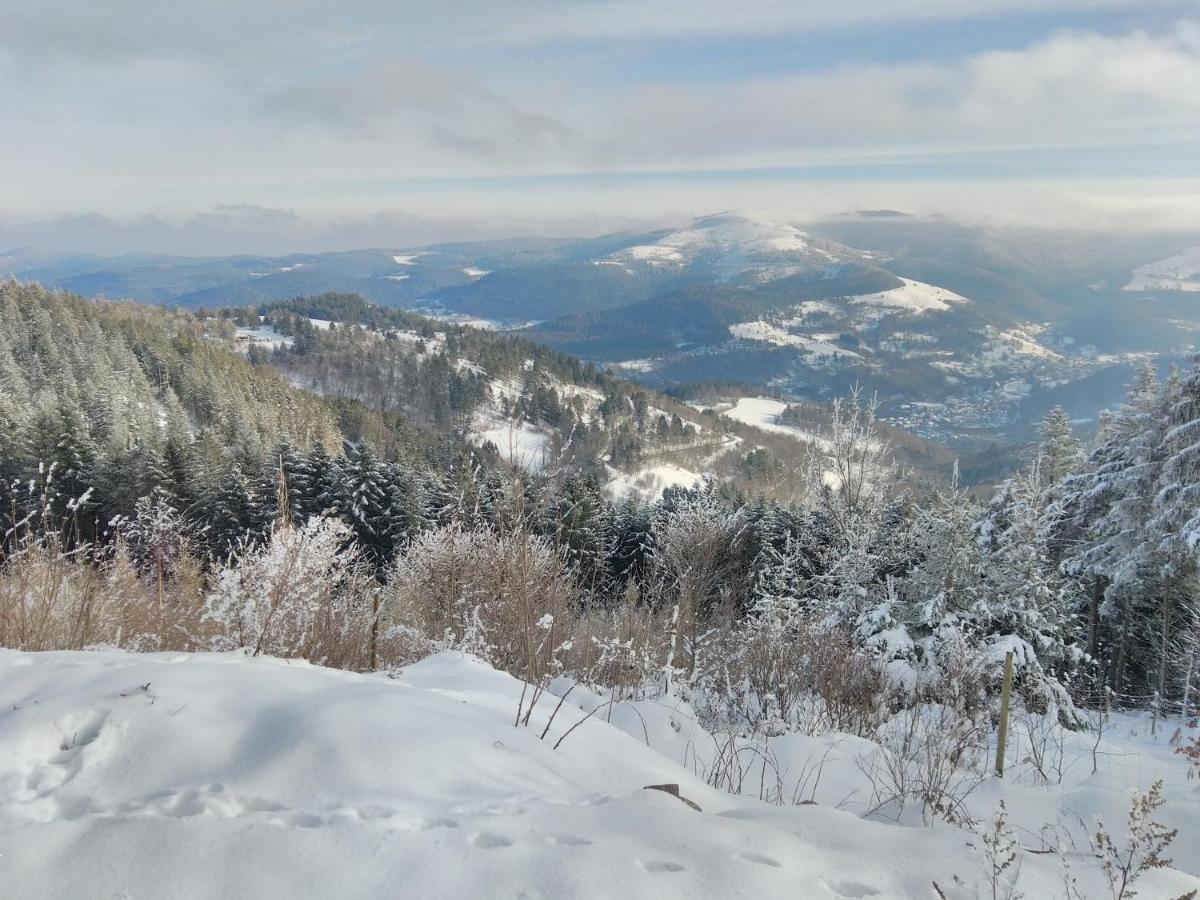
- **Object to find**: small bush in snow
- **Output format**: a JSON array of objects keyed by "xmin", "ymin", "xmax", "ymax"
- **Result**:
[
  {"xmin": 1089, "ymin": 780, "xmax": 1192, "ymax": 900},
  {"xmin": 203, "ymin": 517, "xmax": 379, "ymax": 669}
]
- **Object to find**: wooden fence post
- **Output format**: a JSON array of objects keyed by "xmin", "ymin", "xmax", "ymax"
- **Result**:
[{"xmin": 995, "ymin": 650, "xmax": 1015, "ymax": 778}]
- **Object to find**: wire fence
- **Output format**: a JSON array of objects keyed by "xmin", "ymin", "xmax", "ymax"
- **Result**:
[
  {"xmin": 999, "ymin": 689, "xmax": 1200, "ymax": 813},
  {"xmin": 1096, "ymin": 690, "xmax": 1199, "ymax": 812}
]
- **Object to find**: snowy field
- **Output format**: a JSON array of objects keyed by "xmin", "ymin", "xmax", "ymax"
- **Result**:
[
  {"xmin": 603, "ymin": 463, "xmax": 703, "ymax": 501},
  {"xmin": 472, "ymin": 420, "xmax": 553, "ymax": 471},
  {"xmin": 723, "ymin": 397, "xmax": 828, "ymax": 449},
  {"xmin": 234, "ymin": 324, "xmax": 293, "ymax": 350},
  {"xmin": 2, "ymin": 649, "xmax": 1197, "ymax": 899},
  {"xmin": 851, "ymin": 278, "xmax": 969, "ymax": 316},
  {"xmin": 1125, "ymin": 246, "xmax": 1200, "ymax": 292},
  {"xmin": 729, "ymin": 321, "xmax": 860, "ymax": 359}
]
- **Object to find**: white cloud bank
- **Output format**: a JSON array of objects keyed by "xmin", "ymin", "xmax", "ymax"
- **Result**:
[{"xmin": 0, "ymin": 3, "xmax": 1196, "ymax": 249}]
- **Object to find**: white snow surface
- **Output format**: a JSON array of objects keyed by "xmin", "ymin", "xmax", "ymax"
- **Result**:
[
  {"xmin": 1125, "ymin": 245, "xmax": 1200, "ymax": 292},
  {"xmin": 603, "ymin": 463, "xmax": 703, "ymax": 502},
  {"xmin": 473, "ymin": 418, "xmax": 553, "ymax": 471},
  {"xmin": 851, "ymin": 277, "xmax": 968, "ymax": 315},
  {"xmin": 2, "ymin": 649, "xmax": 1198, "ymax": 899},
  {"xmin": 723, "ymin": 397, "xmax": 827, "ymax": 448},
  {"xmin": 234, "ymin": 325, "xmax": 293, "ymax": 350},
  {"xmin": 729, "ymin": 321, "xmax": 858, "ymax": 359},
  {"xmin": 604, "ymin": 214, "xmax": 838, "ymax": 283}
]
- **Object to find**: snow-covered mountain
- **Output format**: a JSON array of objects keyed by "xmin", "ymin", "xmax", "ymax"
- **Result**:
[
  {"xmin": 598, "ymin": 213, "xmax": 857, "ymax": 286},
  {"xmin": 7, "ymin": 215, "xmax": 1199, "ymax": 449}
]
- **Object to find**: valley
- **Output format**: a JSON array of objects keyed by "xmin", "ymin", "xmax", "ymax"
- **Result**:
[{"xmin": 5, "ymin": 213, "xmax": 1198, "ymax": 462}]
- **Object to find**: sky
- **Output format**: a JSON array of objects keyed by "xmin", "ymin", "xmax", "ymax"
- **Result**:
[{"xmin": 2, "ymin": 0, "xmax": 1199, "ymax": 255}]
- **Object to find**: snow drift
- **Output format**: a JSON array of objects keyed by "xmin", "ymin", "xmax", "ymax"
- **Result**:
[{"xmin": 2, "ymin": 649, "xmax": 1198, "ymax": 899}]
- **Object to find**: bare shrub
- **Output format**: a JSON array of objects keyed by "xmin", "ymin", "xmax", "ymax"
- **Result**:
[
  {"xmin": 0, "ymin": 531, "xmax": 209, "ymax": 653},
  {"xmin": 808, "ymin": 625, "xmax": 890, "ymax": 735},
  {"xmin": 1177, "ymin": 735, "xmax": 1199, "ymax": 777},
  {"xmin": 684, "ymin": 730, "xmax": 786, "ymax": 802},
  {"xmin": 981, "ymin": 800, "xmax": 1024, "ymax": 900},
  {"xmin": 649, "ymin": 492, "xmax": 748, "ymax": 680},
  {"xmin": 204, "ymin": 517, "xmax": 380, "ymax": 669},
  {"xmin": 0, "ymin": 537, "xmax": 100, "ymax": 650},
  {"xmin": 387, "ymin": 522, "xmax": 577, "ymax": 684},
  {"xmin": 714, "ymin": 612, "xmax": 888, "ymax": 737},
  {"xmin": 567, "ymin": 582, "xmax": 667, "ymax": 702},
  {"xmin": 1090, "ymin": 780, "xmax": 1193, "ymax": 900},
  {"xmin": 1018, "ymin": 708, "xmax": 1067, "ymax": 786},
  {"xmin": 858, "ymin": 702, "xmax": 989, "ymax": 825}
]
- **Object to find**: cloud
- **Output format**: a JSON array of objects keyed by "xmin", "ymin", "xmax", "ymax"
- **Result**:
[
  {"xmin": 0, "ymin": 3, "xmax": 1196, "ymax": 245},
  {"xmin": 259, "ymin": 61, "xmax": 576, "ymax": 162},
  {"xmin": 480, "ymin": 0, "xmax": 1182, "ymax": 44},
  {"xmin": 0, "ymin": 205, "xmax": 677, "ymax": 257},
  {"xmin": 601, "ymin": 22, "xmax": 1200, "ymax": 163},
  {"xmin": 0, "ymin": 0, "xmax": 1178, "ymax": 73}
]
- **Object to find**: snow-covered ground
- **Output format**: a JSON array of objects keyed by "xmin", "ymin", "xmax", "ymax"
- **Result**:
[
  {"xmin": 604, "ymin": 463, "xmax": 703, "ymax": 501},
  {"xmin": 472, "ymin": 419, "xmax": 554, "ymax": 471},
  {"xmin": 722, "ymin": 397, "xmax": 827, "ymax": 449},
  {"xmin": 609, "ymin": 358, "xmax": 659, "ymax": 374},
  {"xmin": 1125, "ymin": 245, "xmax": 1200, "ymax": 292},
  {"xmin": 2, "ymin": 649, "xmax": 1197, "ymax": 899},
  {"xmin": 851, "ymin": 278, "xmax": 968, "ymax": 316},
  {"xmin": 603, "ymin": 213, "xmax": 841, "ymax": 283},
  {"xmin": 234, "ymin": 324, "xmax": 293, "ymax": 350},
  {"xmin": 729, "ymin": 321, "xmax": 859, "ymax": 359}
]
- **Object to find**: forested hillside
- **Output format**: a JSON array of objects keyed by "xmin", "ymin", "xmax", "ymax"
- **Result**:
[
  {"xmin": 4, "ymin": 277, "xmax": 1198, "ymax": 714},
  {"xmin": 4, "ymin": 278, "xmax": 1200, "ymax": 899}
]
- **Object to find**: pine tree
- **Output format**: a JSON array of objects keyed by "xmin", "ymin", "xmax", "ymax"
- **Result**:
[
  {"xmin": 340, "ymin": 442, "xmax": 392, "ymax": 570},
  {"xmin": 201, "ymin": 464, "xmax": 254, "ymax": 560},
  {"xmin": 1052, "ymin": 361, "xmax": 1168, "ymax": 690},
  {"xmin": 977, "ymin": 475, "xmax": 1074, "ymax": 677},
  {"xmin": 302, "ymin": 442, "xmax": 342, "ymax": 520},
  {"xmin": 1035, "ymin": 405, "xmax": 1082, "ymax": 489},
  {"xmin": 547, "ymin": 472, "xmax": 608, "ymax": 589},
  {"xmin": 607, "ymin": 495, "xmax": 652, "ymax": 596}
]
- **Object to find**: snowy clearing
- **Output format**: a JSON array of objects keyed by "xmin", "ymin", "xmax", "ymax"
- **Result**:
[
  {"xmin": 2, "ymin": 649, "xmax": 1196, "ymax": 900},
  {"xmin": 729, "ymin": 321, "xmax": 859, "ymax": 359},
  {"xmin": 604, "ymin": 463, "xmax": 703, "ymax": 501},
  {"xmin": 610, "ymin": 358, "xmax": 658, "ymax": 373},
  {"xmin": 1125, "ymin": 245, "xmax": 1200, "ymax": 292},
  {"xmin": 851, "ymin": 277, "xmax": 968, "ymax": 315},
  {"xmin": 723, "ymin": 397, "xmax": 827, "ymax": 448},
  {"xmin": 473, "ymin": 419, "xmax": 553, "ymax": 471},
  {"xmin": 234, "ymin": 325, "xmax": 293, "ymax": 349}
]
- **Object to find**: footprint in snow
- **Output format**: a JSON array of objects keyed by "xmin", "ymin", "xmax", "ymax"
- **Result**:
[
  {"xmin": 547, "ymin": 834, "xmax": 592, "ymax": 847},
  {"xmin": 828, "ymin": 881, "xmax": 880, "ymax": 898},
  {"xmin": 735, "ymin": 852, "xmax": 782, "ymax": 868},
  {"xmin": 471, "ymin": 831, "xmax": 514, "ymax": 849},
  {"xmin": 638, "ymin": 860, "xmax": 686, "ymax": 874}
]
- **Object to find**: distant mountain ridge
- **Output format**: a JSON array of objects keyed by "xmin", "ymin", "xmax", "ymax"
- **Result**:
[{"xmin": 6, "ymin": 213, "xmax": 1199, "ymax": 450}]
